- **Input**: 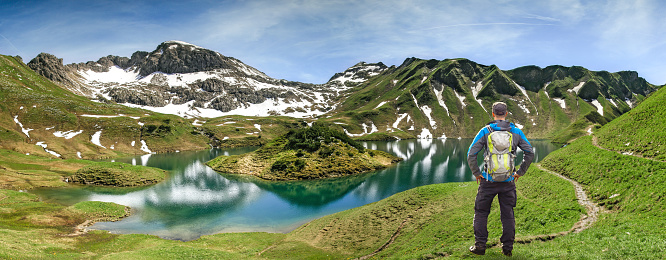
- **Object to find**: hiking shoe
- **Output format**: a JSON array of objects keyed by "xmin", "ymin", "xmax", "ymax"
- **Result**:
[
  {"xmin": 469, "ymin": 245, "xmax": 485, "ymax": 255},
  {"xmin": 502, "ymin": 248, "xmax": 512, "ymax": 257}
]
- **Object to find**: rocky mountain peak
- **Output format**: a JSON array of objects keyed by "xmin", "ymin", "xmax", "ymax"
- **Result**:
[
  {"xmin": 27, "ymin": 53, "xmax": 78, "ymax": 86},
  {"xmin": 328, "ymin": 61, "xmax": 388, "ymax": 84},
  {"xmin": 127, "ymin": 41, "xmax": 236, "ymax": 77}
]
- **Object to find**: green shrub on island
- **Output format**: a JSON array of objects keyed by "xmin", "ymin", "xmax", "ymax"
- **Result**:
[
  {"xmin": 68, "ymin": 162, "xmax": 166, "ymax": 187},
  {"xmin": 284, "ymin": 122, "xmax": 365, "ymax": 153},
  {"xmin": 206, "ymin": 123, "xmax": 402, "ymax": 180}
]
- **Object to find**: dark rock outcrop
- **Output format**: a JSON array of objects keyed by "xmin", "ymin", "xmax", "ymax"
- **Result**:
[{"xmin": 27, "ymin": 53, "xmax": 78, "ymax": 86}]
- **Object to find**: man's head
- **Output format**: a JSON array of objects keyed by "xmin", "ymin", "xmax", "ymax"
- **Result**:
[{"xmin": 492, "ymin": 102, "xmax": 507, "ymax": 119}]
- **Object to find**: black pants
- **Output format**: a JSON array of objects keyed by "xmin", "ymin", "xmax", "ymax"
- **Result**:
[{"xmin": 473, "ymin": 178, "xmax": 517, "ymax": 250}]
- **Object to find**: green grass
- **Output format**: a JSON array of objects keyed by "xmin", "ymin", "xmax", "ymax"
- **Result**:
[
  {"xmin": 550, "ymin": 117, "xmax": 596, "ymax": 144},
  {"xmin": 595, "ymin": 86, "xmax": 666, "ymax": 161},
  {"xmin": 515, "ymin": 136, "xmax": 666, "ymax": 259},
  {"xmin": 69, "ymin": 201, "xmax": 128, "ymax": 220},
  {"xmin": 261, "ymin": 166, "xmax": 582, "ymax": 259},
  {"xmin": 0, "ymin": 149, "xmax": 166, "ymax": 190}
]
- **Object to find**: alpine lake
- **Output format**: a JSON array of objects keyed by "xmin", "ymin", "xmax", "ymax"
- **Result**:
[{"xmin": 33, "ymin": 139, "xmax": 559, "ymax": 241}]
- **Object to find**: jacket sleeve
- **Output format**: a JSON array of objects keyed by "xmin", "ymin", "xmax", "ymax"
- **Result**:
[
  {"xmin": 467, "ymin": 128, "xmax": 487, "ymax": 177},
  {"xmin": 514, "ymin": 129, "xmax": 534, "ymax": 176}
]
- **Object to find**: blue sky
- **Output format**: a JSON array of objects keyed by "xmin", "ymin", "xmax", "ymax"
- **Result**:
[{"xmin": 1, "ymin": 0, "xmax": 665, "ymax": 85}]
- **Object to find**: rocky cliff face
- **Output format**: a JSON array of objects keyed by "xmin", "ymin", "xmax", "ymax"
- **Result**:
[
  {"xmin": 27, "ymin": 53, "xmax": 71, "ymax": 83},
  {"xmin": 66, "ymin": 41, "xmax": 265, "ymax": 78},
  {"xmin": 27, "ymin": 53, "xmax": 91, "ymax": 96}
]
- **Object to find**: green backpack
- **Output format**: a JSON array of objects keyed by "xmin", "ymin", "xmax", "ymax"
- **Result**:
[{"xmin": 484, "ymin": 126, "xmax": 515, "ymax": 182}]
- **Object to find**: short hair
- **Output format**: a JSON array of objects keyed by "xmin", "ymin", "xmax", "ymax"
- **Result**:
[{"xmin": 492, "ymin": 102, "xmax": 507, "ymax": 116}]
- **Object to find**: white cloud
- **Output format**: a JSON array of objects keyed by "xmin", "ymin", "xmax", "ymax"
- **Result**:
[{"xmin": 595, "ymin": 0, "xmax": 665, "ymax": 55}]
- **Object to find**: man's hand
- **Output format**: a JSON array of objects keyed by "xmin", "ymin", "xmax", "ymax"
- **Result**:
[
  {"xmin": 475, "ymin": 175, "xmax": 483, "ymax": 184},
  {"xmin": 512, "ymin": 173, "xmax": 520, "ymax": 182}
]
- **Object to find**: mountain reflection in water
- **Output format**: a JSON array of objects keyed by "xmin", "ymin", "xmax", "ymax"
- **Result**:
[{"xmin": 32, "ymin": 139, "xmax": 558, "ymax": 241}]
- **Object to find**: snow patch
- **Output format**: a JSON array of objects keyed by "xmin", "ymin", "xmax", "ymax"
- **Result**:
[
  {"xmin": 421, "ymin": 105, "xmax": 437, "ymax": 129},
  {"xmin": 80, "ymin": 66, "xmax": 139, "ymax": 84},
  {"xmin": 393, "ymin": 113, "xmax": 409, "ymax": 128},
  {"xmin": 375, "ymin": 101, "xmax": 388, "ymax": 109},
  {"xmin": 472, "ymin": 81, "xmax": 488, "ymax": 113},
  {"xmin": 131, "ymin": 141, "xmax": 136, "ymax": 146},
  {"xmin": 591, "ymin": 100, "xmax": 604, "ymax": 116},
  {"xmin": 344, "ymin": 122, "xmax": 378, "ymax": 137},
  {"xmin": 192, "ymin": 119, "xmax": 205, "ymax": 126},
  {"xmin": 454, "ymin": 90, "xmax": 466, "ymax": 107},
  {"xmin": 13, "ymin": 115, "xmax": 33, "ymax": 138},
  {"xmin": 77, "ymin": 152, "xmax": 82, "ymax": 158},
  {"xmin": 418, "ymin": 128, "xmax": 432, "ymax": 139},
  {"xmin": 91, "ymin": 131, "xmax": 106, "ymax": 148},
  {"xmin": 515, "ymin": 123, "xmax": 524, "ymax": 129},
  {"xmin": 254, "ymin": 124, "xmax": 262, "ymax": 131},
  {"xmin": 433, "ymin": 86, "xmax": 450, "ymax": 117},
  {"xmin": 330, "ymin": 64, "xmax": 383, "ymax": 84},
  {"xmin": 553, "ymin": 98, "xmax": 566, "ymax": 109},
  {"xmin": 35, "ymin": 142, "xmax": 61, "ymax": 157},
  {"xmin": 569, "ymin": 82, "xmax": 585, "ymax": 94},
  {"xmin": 607, "ymin": 99, "xmax": 617, "ymax": 107},
  {"xmin": 625, "ymin": 98, "xmax": 633, "ymax": 108},
  {"xmin": 53, "ymin": 130, "xmax": 84, "ymax": 139},
  {"xmin": 411, "ymin": 92, "xmax": 439, "ymax": 129},
  {"xmin": 517, "ymin": 102, "xmax": 530, "ymax": 114},
  {"xmin": 164, "ymin": 40, "xmax": 205, "ymax": 50},
  {"xmin": 140, "ymin": 140, "xmax": 152, "ymax": 154},
  {"xmin": 514, "ymin": 81, "xmax": 538, "ymax": 115}
]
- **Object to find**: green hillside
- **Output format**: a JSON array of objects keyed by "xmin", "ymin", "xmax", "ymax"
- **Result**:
[
  {"xmin": 325, "ymin": 58, "xmax": 657, "ymax": 142},
  {"xmin": 595, "ymin": 86, "xmax": 666, "ymax": 161},
  {"xmin": 0, "ymin": 54, "xmax": 208, "ymax": 158}
]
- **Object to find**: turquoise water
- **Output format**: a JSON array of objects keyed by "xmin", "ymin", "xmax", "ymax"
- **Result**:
[{"xmin": 33, "ymin": 139, "xmax": 559, "ymax": 241}]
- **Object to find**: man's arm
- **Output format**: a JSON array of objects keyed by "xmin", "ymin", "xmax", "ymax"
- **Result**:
[
  {"xmin": 514, "ymin": 130, "xmax": 534, "ymax": 176},
  {"xmin": 467, "ymin": 128, "xmax": 488, "ymax": 178}
]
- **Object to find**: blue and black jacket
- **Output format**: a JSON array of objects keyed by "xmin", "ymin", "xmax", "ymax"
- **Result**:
[{"xmin": 467, "ymin": 120, "xmax": 534, "ymax": 182}]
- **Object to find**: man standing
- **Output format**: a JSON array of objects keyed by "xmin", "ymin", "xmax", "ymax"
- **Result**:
[{"xmin": 467, "ymin": 102, "xmax": 534, "ymax": 257}]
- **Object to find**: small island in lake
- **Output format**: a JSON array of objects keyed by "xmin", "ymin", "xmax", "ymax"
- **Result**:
[
  {"xmin": 68, "ymin": 163, "xmax": 167, "ymax": 187},
  {"xmin": 206, "ymin": 123, "xmax": 403, "ymax": 180}
]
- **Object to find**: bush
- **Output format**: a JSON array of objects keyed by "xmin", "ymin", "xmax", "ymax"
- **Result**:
[{"xmin": 284, "ymin": 122, "xmax": 365, "ymax": 153}]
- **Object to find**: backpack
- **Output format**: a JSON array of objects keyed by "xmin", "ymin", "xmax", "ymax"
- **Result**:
[{"xmin": 484, "ymin": 125, "xmax": 515, "ymax": 182}]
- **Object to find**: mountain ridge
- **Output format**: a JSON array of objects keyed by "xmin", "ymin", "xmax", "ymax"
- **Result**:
[{"xmin": 21, "ymin": 41, "xmax": 662, "ymax": 143}]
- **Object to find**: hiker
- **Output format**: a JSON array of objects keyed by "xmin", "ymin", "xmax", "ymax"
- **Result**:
[{"xmin": 466, "ymin": 101, "xmax": 534, "ymax": 257}]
